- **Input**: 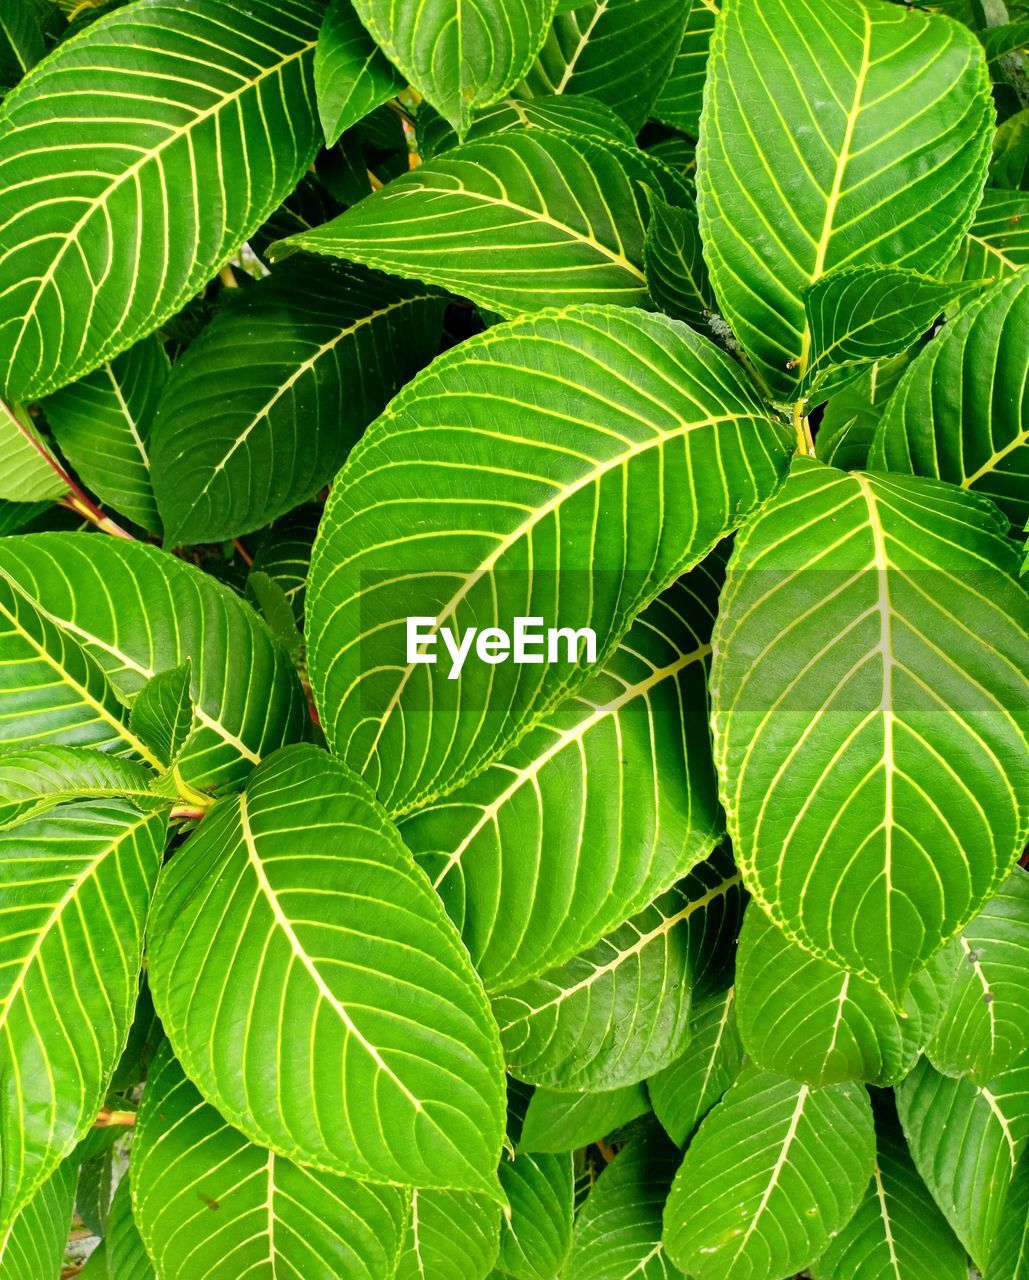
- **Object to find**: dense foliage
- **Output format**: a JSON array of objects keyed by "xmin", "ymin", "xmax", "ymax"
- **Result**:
[{"xmin": 0, "ymin": 0, "xmax": 1026, "ymax": 1276}]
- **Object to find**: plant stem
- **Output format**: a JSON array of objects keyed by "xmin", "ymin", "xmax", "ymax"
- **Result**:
[
  {"xmin": 93, "ymin": 1107, "xmax": 135, "ymax": 1128},
  {"xmin": 791, "ymin": 399, "xmax": 815, "ymax": 456}
]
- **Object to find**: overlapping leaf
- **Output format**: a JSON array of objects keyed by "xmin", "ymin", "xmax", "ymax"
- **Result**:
[
  {"xmin": 0, "ymin": 747, "xmax": 158, "ymax": 828},
  {"xmin": 0, "ymin": 0, "xmax": 325, "ymax": 400},
  {"xmin": 497, "ymin": 1151, "xmax": 574, "ymax": 1280},
  {"xmin": 307, "ymin": 305, "xmax": 788, "ymax": 819},
  {"xmin": 0, "ymin": 801, "xmax": 166, "ymax": 1227},
  {"xmin": 648, "ymin": 988, "xmax": 742, "ymax": 1146},
  {"xmin": 0, "ymin": 0, "xmax": 44, "ymax": 91},
  {"xmin": 0, "ymin": 534, "xmax": 308, "ymax": 789},
  {"xmin": 151, "ymin": 260, "xmax": 444, "ymax": 544},
  {"xmin": 147, "ymin": 745, "xmax": 506, "ymax": 1193},
  {"xmin": 711, "ymin": 460, "xmax": 1028, "ymax": 1003},
  {"xmin": 397, "ymin": 1189, "xmax": 502, "ymax": 1280},
  {"xmin": 315, "ymin": 0, "xmax": 403, "ymax": 145},
  {"xmin": 519, "ymin": 1085, "xmax": 650, "ymax": 1154},
  {"xmin": 815, "ymin": 352, "xmax": 919, "ymax": 471},
  {"xmin": 417, "ymin": 93, "xmax": 634, "ymax": 160},
  {"xmin": 987, "ymin": 1146, "xmax": 1029, "ymax": 1280},
  {"xmin": 871, "ymin": 271, "xmax": 1029, "ymax": 526},
  {"xmin": 949, "ymin": 190, "xmax": 1029, "ymax": 281},
  {"xmin": 644, "ymin": 195, "xmax": 713, "ymax": 329},
  {"xmin": 133, "ymin": 1044, "xmax": 409, "ymax": 1280},
  {"xmin": 652, "ymin": 0, "xmax": 718, "ymax": 136},
  {"xmin": 0, "ymin": 403, "xmax": 65, "ymax": 504},
  {"xmin": 107, "ymin": 1177, "xmax": 154, "ymax": 1280},
  {"xmin": 0, "ymin": 1158, "xmax": 76, "ymax": 1280},
  {"xmin": 697, "ymin": 0, "xmax": 993, "ymax": 399}
]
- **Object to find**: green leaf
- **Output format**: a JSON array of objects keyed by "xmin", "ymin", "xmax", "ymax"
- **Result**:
[
  {"xmin": 133, "ymin": 1043, "xmax": 409, "ymax": 1280},
  {"xmin": 494, "ymin": 853, "xmax": 744, "ymax": 1091},
  {"xmin": 948, "ymin": 190, "xmax": 1029, "ymax": 281},
  {"xmin": 810, "ymin": 1093, "xmax": 968, "ymax": 1280},
  {"xmin": 246, "ymin": 572, "xmax": 302, "ymax": 660},
  {"xmin": 147, "ymin": 744, "xmax": 506, "ymax": 1193},
  {"xmin": 307, "ymin": 305, "xmax": 788, "ymax": 818},
  {"xmin": 800, "ymin": 266, "xmax": 980, "ymax": 401},
  {"xmin": 870, "ymin": 272, "xmax": 1029, "ymax": 527},
  {"xmin": 128, "ymin": 662, "xmax": 195, "ymax": 769},
  {"xmin": 566, "ymin": 1126, "xmax": 684, "ymax": 1280},
  {"xmin": 497, "ymin": 1152, "xmax": 574, "ymax": 1280},
  {"xmin": 991, "ymin": 106, "xmax": 1028, "ymax": 189},
  {"xmin": 0, "ymin": 0, "xmax": 45, "ymax": 90},
  {"xmin": 0, "ymin": 403, "xmax": 66, "ymax": 504},
  {"xmin": 519, "ymin": 1085, "xmax": 650, "ymax": 1154},
  {"xmin": 271, "ymin": 131, "xmax": 658, "ymax": 315},
  {"xmin": 928, "ymin": 868, "xmax": 1029, "ymax": 1083},
  {"xmin": 647, "ymin": 987, "xmax": 743, "ymax": 1146},
  {"xmin": 351, "ymin": 0, "xmax": 558, "ymax": 133},
  {"xmin": 0, "ymin": 1157, "xmax": 75, "ymax": 1280},
  {"xmin": 416, "ymin": 92, "xmax": 635, "ymax": 160},
  {"xmin": 0, "ymin": 747, "xmax": 159, "ymax": 829},
  {"xmin": 698, "ymin": 0, "xmax": 993, "ymax": 400},
  {"xmin": 404, "ymin": 566, "xmax": 728, "ymax": 990},
  {"xmin": 735, "ymin": 902, "xmax": 948, "ymax": 1087},
  {"xmin": 652, "ymin": 0, "xmax": 718, "ymax": 137},
  {"xmin": 0, "ymin": 534, "xmax": 309, "ymax": 789},
  {"xmin": 41, "ymin": 336, "xmax": 168, "ymax": 533},
  {"xmin": 520, "ymin": 0, "xmax": 688, "ymax": 130},
  {"xmin": 0, "ymin": 800, "xmax": 166, "ymax": 1227},
  {"xmin": 815, "ymin": 352, "xmax": 920, "ymax": 471},
  {"xmin": 662, "ymin": 1065, "xmax": 876, "ymax": 1280},
  {"xmin": 151, "ymin": 260, "xmax": 444, "ymax": 545},
  {"xmin": 897, "ymin": 1057, "xmax": 1029, "ymax": 1268},
  {"xmin": 315, "ymin": 0, "xmax": 403, "ymax": 145},
  {"xmin": 711, "ymin": 459, "xmax": 1028, "ymax": 1005},
  {"xmin": 249, "ymin": 505, "xmax": 321, "ymax": 628},
  {"xmin": 0, "ymin": 0, "xmax": 324, "ymax": 401},
  {"xmin": 986, "ymin": 1145, "xmax": 1029, "ymax": 1280},
  {"xmin": 644, "ymin": 194, "xmax": 713, "ymax": 329},
  {"xmin": 398, "ymin": 1189, "xmax": 503, "ymax": 1280},
  {"xmin": 107, "ymin": 1176, "xmax": 154, "ymax": 1280}
]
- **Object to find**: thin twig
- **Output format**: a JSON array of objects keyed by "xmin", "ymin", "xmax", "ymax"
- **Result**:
[
  {"xmin": 233, "ymin": 537, "xmax": 253, "ymax": 566},
  {"xmin": 93, "ymin": 1107, "xmax": 135, "ymax": 1128}
]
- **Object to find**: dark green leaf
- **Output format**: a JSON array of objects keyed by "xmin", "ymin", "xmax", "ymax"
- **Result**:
[
  {"xmin": 315, "ymin": 0, "xmax": 403, "ymax": 145},
  {"xmin": 519, "ymin": 1085, "xmax": 650, "ymax": 1154}
]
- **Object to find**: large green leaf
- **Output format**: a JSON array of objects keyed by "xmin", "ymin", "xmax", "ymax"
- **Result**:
[
  {"xmin": 41, "ymin": 336, "xmax": 168, "ymax": 534},
  {"xmin": 0, "ymin": 746, "xmax": 159, "ymax": 828},
  {"xmin": 403, "ymin": 566, "xmax": 727, "ymax": 990},
  {"xmin": 493, "ymin": 853, "xmax": 743, "ymax": 1091},
  {"xmin": 315, "ymin": 0, "xmax": 403, "ymax": 145},
  {"xmin": 662, "ymin": 1065, "xmax": 876, "ymax": 1280},
  {"xmin": 697, "ymin": 0, "xmax": 993, "ymax": 400},
  {"xmin": 132, "ymin": 1043, "xmax": 409, "ymax": 1280},
  {"xmin": 647, "ymin": 987, "xmax": 743, "ymax": 1146},
  {"xmin": 652, "ymin": 0, "xmax": 718, "ymax": 137},
  {"xmin": 271, "ymin": 131, "xmax": 659, "ymax": 315},
  {"xmin": 810, "ymin": 1094, "xmax": 968, "ymax": 1280},
  {"xmin": 520, "ymin": 0, "xmax": 688, "ymax": 129},
  {"xmin": 0, "ymin": 1158, "xmax": 75, "ymax": 1280},
  {"xmin": 897, "ymin": 1057, "xmax": 1029, "ymax": 1268},
  {"xmin": 566, "ymin": 1126, "xmax": 683, "ymax": 1280},
  {"xmin": 519, "ymin": 1085, "xmax": 650, "ymax": 1154},
  {"xmin": 307, "ymin": 305, "xmax": 788, "ymax": 818},
  {"xmin": 397, "ymin": 1189, "xmax": 502, "ymax": 1280},
  {"xmin": 711, "ymin": 460, "xmax": 1028, "ymax": 1004},
  {"xmin": 147, "ymin": 745, "xmax": 506, "ymax": 1194},
  {"xmin": 497, "ymin": 1152, "xmax": 574, "ymax": 1280},
  {"xmin": 0, "ymin": 800, "xmax": 166, "ymax": 1227},
  {"xmin": 948, "ymin": 190, "xmax": 1029, "ymax": 281},
  {"xmin": 987, "ymin": 1146, "xmax": 1029, "ymax": 1280},
  {"xmin": 150, "ymin": 261, "xmax": 444, "ymax": 544},
  {"xmin": 0, "ymin": 534, "xmax": 309, "ymax": 789},
  {"xmin": 928, "ymin": 868, "xmax": 1029, "ymax": 1083},
  {"xmin": 352, "ymin": 0, "xmax": 557, "ymax": 134},
  {"xmin": 735, "ymin": 902, "xmax": 947, "ymax": 1087},
  {"xmin": 870, "ymin": 271, "xmax": 1029, "ymax": 527},
  {"xmin": 0, "ymin": 0, "xmax": 325, "ymax": 401}
]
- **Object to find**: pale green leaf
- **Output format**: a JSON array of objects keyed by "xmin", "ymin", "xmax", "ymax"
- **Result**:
[
  {"xmin": 494, "ymin": 853, "xmax": 743, "ymax": 1091},
  {"xmin": 107, "ymin": 1177, "xmax": 154, "ymax": 1280},
  {"xmin": 870, "ymin": 271, "xmax": 1029, "ymax": 527},
  {"xmin": 307, "ymin": 305, "xmax": 788, "ymax": 819},
  {"xmin": 928, "ymin": 868, "xmax": 1029, "ymax": 1084},
  {"xmin": 566, "ymin": 1127, "xmax": 684, "ymax": 1280},
  {"xmin": 698, "ymin": 0, "xmax": 993, "ymax": 400},
  {"xmin": 497, "ymin": 1151, "xmax": 574, "ymax": 1280},
  {"xmin": 147, "ymin": 744, "xmax": 506, "ymax": 1193},
  {"xmin": 647, "ymin": 987, "xmax": 743, "ymax": 1146},
  {"xmin": 0, "ymin": 1158, "xmax": 75, "ymax": 1280},
  {"xmin": 41, "ymin": 336, "xmax": 168, "ymax": 533},
  {"xmin": 711, "ymin": 460, "xmax": 1028, "ymax": 1005},
  {"xmin": 0, "ymin": 534, "xmax": 309, "ymax": 790},
  {"xmin": 520, "ymin": 0, "xmax": 688, "ymax": 129},
  {"xmin": 398, "ymin": 1189, "xmax": 502, "ymax": 1280},
  {"xmin": 404, "ymin": 566, "xmax": 728, "ymax": 990},
  {"xmin": 810, "ymin": 1094, "xmax": 968, "ymax": 1280},
  {"xmin": 652, "ymin": 0, "xmax": 718, "ymax": 137},
  {"xmin": 315, "ymin": 0, "xmax": 403, "ymax": 145},
  {"xmin": 735, "ymin": 902, "xmax": 947, "ymax": 1087},
  {"xmin": 0, "ymin": 403, "xmax": 66, "ymax": 504},
  {"xmin": 151, "ymin": 260, "xmax": 444, "ymax": 545},
  {"xmin": 662, "ymin": 1065, "xmax": 876, "ymax": 1280},
  {"xmin": 351, "ymin": 0, "xmax": 557, "ymax": 133},
  {"xmin": 0, "ymin": 801, "xmax": 166, "ymax": 1227},
  {"xmin": 897, "ymin": 1057, "xmax": 1029, "ymax": 1268},
  {"xmin": 519, "ymin": 1085, "xmax": 650, "ymax": 1154},
  {"xmin": 133, "ymin": 1043, "xmax": 409, "ymax": 1280}
]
